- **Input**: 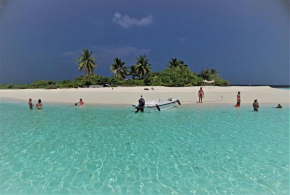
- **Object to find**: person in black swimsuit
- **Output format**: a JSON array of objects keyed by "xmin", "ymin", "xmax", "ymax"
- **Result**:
[
  {"xmin": 253, "ymin": 100, "xmax": 259, "ymax": 112},
  {"xmin": 28, "ymin": 98, "xmax": 33, "ymax": 109},
  {"xmin": 135, "ymin": 95, "xmax": 145, "ymax": 113}
]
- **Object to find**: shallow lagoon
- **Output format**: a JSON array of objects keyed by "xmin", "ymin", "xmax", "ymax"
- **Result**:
[{"xmin": 0, "ymin": 102, "xmax": 289, "ymax": 194}]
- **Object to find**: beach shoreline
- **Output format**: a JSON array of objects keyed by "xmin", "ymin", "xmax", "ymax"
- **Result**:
[{"xmin": 0, "ymin": 86, "xmax": 289, "ymax": 105}]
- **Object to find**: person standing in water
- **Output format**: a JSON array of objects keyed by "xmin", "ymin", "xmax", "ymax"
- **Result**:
[
  {"xmin": 28, "ymin": 98, "xmax": 34, "ymax": 109},
  {"xmin": 198, "ymin": 87, "xmax": 204, "ymax": 103},
  {"xmin": 36, "ymin": 99, "xmax": 42, "ymax": 110},
  {"xmin": 253, "ymin": 100, "xmax": 259, "ymax": 112},
  {"xmin": 235, "ymin": 92, "xmax": 241, "ymax": 107},
  {"xmin": 135, "ymin": 95, "xmax": 145, "ymax": 113}
]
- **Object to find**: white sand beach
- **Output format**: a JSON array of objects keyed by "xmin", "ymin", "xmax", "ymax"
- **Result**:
[{"xmin": 0, "ymin": 86, "xmax": 289, "ymax": 105}]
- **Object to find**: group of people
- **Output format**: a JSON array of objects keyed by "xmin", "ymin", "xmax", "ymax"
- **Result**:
[
  {"xmin": 28, "ymin": 89, "xmax": 283, "ymax": 112},
  {"xmin": 200, "ymin": 88, "xmax": 282, "ymax": 112},
  {"xmin": 28, "ymin": 98, "xmax": 84, "ymax": 109},
  {"xmin": 28, "ymin": 99, "xmax": 42, "ymax": 110}
]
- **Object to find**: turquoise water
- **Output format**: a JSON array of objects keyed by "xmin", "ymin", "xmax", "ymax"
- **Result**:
[{"xmin": 0, "ymin": 102, "xmax": 289, "ymax": 194}]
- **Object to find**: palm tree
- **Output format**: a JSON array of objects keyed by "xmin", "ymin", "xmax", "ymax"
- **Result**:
[
  {"xmin": 110, "ymin": 58, "xmax": 128, "ymax": 79},
  {"xmin": 77, "ymin": 49, "xmax": 97, "ymax": 75},
  {"xmin": 128, "ymin": 65, "xmax": 138, "ymax": 79},
  {"xmin": 167, "ymin": 58, "xmax": 187, "ymax": 68},
  {"xmin": 198, "ymin": 68, "xmax": 219, "ymax": 80},
  {"xmin": 134, "ymin": 55, "xmax": 151, "ymax": 78},
  {"xmin": 210, "ymin": 69, "xmax": 218, "ymax": 75}
]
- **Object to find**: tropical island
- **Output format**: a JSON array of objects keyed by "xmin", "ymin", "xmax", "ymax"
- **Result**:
[{"xmin": 0, "ymin": 49, "xmax": 229, "ymax": 89}]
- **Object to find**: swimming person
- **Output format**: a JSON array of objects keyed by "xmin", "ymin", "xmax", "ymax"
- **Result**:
[
  {"xmin": 235, "ymin": 92, "xmax": 241, "ymax": 107},
  {"xmin": 28, "ymin": 98, "xmax": 34, "ymax": 109},
  {"xmin": 36, "ymin": 99, "xmax": 42, "ymax": 110},
  {"xmin": 253, "ymin": 99, "xmax": 259, "ymax": 112},
  {"xmin": 135, "ymin": 95, "xmax": 145, "ymax": 113},
  {"xmin": 276, "ymin": 104, "xmax": 282, "ymax": 108},
  {"xmin": 198, "ymin": 87, "xmax": 204, "ymax": 103}
]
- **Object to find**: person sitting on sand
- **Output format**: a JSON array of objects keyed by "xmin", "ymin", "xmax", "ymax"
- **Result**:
[
  {"xmin": 198, "ymin": 87, "xmax": 204, "ymax": 103},
  {"xmin": 276, "ymin": 104, "xmax": 282, "ymax": 108},
  {"xmin": 28, "ymin": 98, "xmax": 34, "ymax": 109},
  {"xmin": 135, "ymin": 95, "xmax": 145, "ymax": 113},
  {"xmin": 235, "ymin": 92, "xmax": 241, "ymax": 107},
  {"xmin": 36, "ymin": 99, "xmax": 42, "ymax": 110},
  {"xmin": 253, "ymin": 100, "xmax": 259, "ymax": 112}
]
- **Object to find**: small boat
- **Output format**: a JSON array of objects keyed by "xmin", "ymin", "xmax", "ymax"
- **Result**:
[{"xmin": 132, "ymin": 98, "xmax": 181, "ymax": 112}]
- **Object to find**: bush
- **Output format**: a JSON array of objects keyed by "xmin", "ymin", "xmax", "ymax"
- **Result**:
[
  {"xmin": 46, "ymin": 85, "xmax": 57, "ymax": 89},
  {"xmin": 48, "ymin": 80, "xmax": 56, "ymax": 85},
  {"xmin": 30, "ymin": 80, "xmax": 48, "ymax": 88},
  {"xmin": 157, "ymin": 66, "xmax": 199, "ymax": 86},
  {"xmin": 7, "ymin": 84, "xmax": 15, "ymax": 89},
  {"xmin": 215, "ymin": 79, "xmax": 230, "ymax": 86},
  {"xmin": 62, "ymin": 80, "xmax": 71, "ymax": 84},
  {"xmin": 18, "ymin": 84, "xmax": 30, "ymax": 89}
]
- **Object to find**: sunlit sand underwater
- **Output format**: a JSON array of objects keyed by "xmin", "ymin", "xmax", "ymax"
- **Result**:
[{"xmin": 0, "ymin": 102, "xmax": 289, "ymax": 194}]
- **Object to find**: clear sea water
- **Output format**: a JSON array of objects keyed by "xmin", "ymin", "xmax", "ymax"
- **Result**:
[{"xmin": 0, "ymin": 101, "xmax": 289, "ymax": 194}]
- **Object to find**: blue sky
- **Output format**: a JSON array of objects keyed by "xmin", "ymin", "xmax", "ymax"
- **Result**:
[{"xmin": 0, "ymin": 0, "xmax": 289, "ymax": 85}]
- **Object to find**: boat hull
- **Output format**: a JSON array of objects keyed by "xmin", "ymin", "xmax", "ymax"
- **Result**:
[{"xmin": 132, "ymin": 99, "xmax": 180, "ymax": 112}]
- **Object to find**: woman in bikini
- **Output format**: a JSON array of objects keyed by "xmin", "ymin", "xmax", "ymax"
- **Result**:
[
  {"xmin": 36, "ymin": 99, "xmax": 42, "ymax": 110},
  {"xmin": 198, "ymin": 87, "xmax": 204, "ymax": 103}
]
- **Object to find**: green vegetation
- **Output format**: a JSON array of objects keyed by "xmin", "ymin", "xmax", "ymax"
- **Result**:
[
  {"xmin": 144, "ymin": 66, "xmax": 202, "ymax": 87},
  {"xmin": 0, "ymin": 50, "xmax": 230, "ymax": 89}
]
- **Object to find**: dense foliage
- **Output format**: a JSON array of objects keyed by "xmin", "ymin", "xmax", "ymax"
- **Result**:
[{"xmin": 0, "ymin": 52, "xmax": 229, "ymax": 89}]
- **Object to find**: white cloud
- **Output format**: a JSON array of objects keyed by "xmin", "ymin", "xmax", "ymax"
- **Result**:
[
  {"xmin": 177, "ymin": 36, "xmax": 188, "ymax": 42},
  {"xmin": 113, "ymin": 12, "xmax": 154, "ymax": 28}
]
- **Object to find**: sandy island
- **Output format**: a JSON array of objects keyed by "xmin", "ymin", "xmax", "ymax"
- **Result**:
[{"xmin": 0, "ymin": 86, "xmax": 289, "ymax": 105}]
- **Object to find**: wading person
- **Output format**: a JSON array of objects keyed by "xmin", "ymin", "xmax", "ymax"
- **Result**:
[
  {"xmin": 198, "ymin": 87, "xmax": 204, "ymax": 103},
  {"xmin": 235, "ymin": 92, "xmax": 241, "ymax": 107},
  {"xmin": 28, "ymin": 98, "xmax": 33, "ymax": 109},
  {"xmin": 253, "ymin": 99, "xmax": 259, "ymax": 112},
  {"xmin": 36, "ymin": 99, "xmax": 42, "ymax": 110},
  {"xmin": 135, "ymin": 95, "xmax": 145, "ymax": 113}
]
